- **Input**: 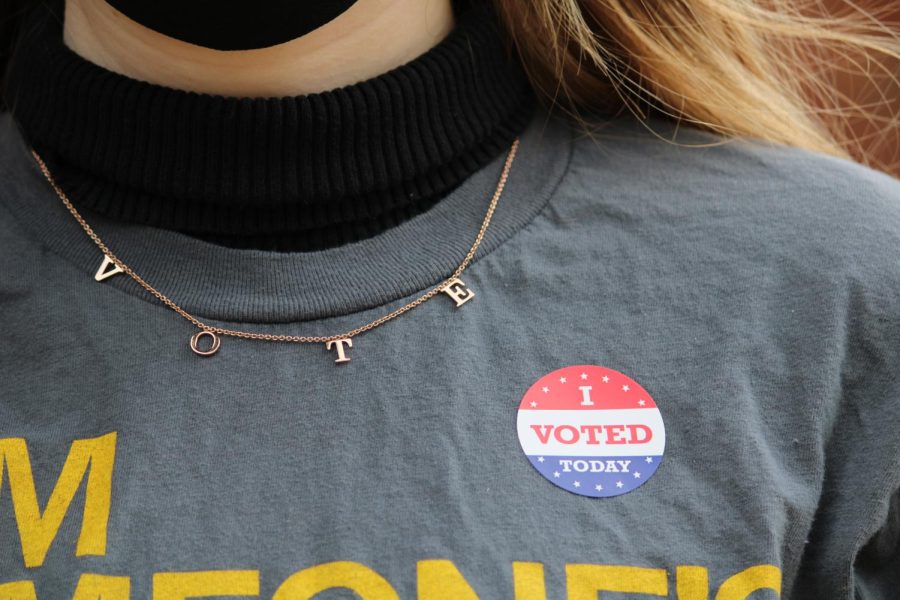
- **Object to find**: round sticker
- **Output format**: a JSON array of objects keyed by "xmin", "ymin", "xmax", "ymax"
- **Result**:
[{"xmin": 517, "ymin": 365, "xmax": 665, "ymax": 498}]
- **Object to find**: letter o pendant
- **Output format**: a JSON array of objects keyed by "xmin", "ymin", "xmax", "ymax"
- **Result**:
[{"xmin": 190, "ymin": 330, "xmax": 221, "ymax": 357}]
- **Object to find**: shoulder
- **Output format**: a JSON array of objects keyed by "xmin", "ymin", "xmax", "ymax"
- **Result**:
[
  {"xmin": 551, "ymin": 113, "xmax": 900, "ymax": 293},
  {"xmin": 0, "ymin": 112, "xmax": 42, "ymax": 247},
  {"xmin": 560, "ymin": 112, "xmax": 900, "ymax": 227},
  {"xmin": 0, "ymin": 112, "xmax": 65, "ymax": 292}
]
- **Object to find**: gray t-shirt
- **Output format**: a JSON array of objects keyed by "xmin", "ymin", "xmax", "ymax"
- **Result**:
[{"xmin": 1, "ymin": 106, "xmax": 899, "ymax": 599}]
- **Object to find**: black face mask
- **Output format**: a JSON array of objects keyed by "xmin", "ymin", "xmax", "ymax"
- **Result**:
[{"xmin": 103, "ymin": 0, "xmax": 361, "ymax": 50}]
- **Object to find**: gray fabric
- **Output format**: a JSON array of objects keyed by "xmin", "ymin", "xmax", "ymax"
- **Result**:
[{"xmin": 1, "ymin": 106, "xmax": 899, "ymax": 599}]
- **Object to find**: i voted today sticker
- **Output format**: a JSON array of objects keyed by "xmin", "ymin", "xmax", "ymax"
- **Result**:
[{"xmin": 516, "ymin": 365, "xmax": 665, "ymax": 498}]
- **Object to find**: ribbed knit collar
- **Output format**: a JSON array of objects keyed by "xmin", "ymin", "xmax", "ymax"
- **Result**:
[
  {"xmin": 3, "ymin": 0, "xmax": 536, "ymax": 251},
  {"xmin": 0, "ymin": 106, "xmax": 573, "ymax": 323}
]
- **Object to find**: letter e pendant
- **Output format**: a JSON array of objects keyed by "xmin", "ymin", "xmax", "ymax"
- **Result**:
[{"xmin": 442, "ymin": 277, "xmax": 475, "ymax": 307}]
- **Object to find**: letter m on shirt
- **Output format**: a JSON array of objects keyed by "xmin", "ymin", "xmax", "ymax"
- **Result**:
[{"xmin": 0, "ymin": 432, "xmax": 117, "ymax": 568}]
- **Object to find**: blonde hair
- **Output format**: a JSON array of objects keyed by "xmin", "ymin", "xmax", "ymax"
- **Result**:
[{"xmin": 491, "ymin": 0, "xmax": 900, "ymax": 171}]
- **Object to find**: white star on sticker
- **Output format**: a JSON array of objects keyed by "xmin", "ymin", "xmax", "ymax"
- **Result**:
[
  {"xmin": 622, "ymin": 384, "xmax": 630, "ymax": 392},
  {"xmin": 580, "ymin": 373, "xmax": 588, "ymax": 380},
  {"xmin": 602, "ymin": 375, "xmax": 609, "ymax": 383},
  {"xmin": 573, "ymin": 481, "xmax": 581, "ymax": 488},
  {"xmin": 638, "ymin": 399, "xmax": 646, "ymax": 406},
  {"xmin": 616, "ymin": 481, "xmax": 624, "ymax": 488},
  {"xmin": 530, "ymin": 401, "xmax": 538, "ymax": 408},
  {"xmin": 542, "ymin": 386, "xmax": 549, "ymax": 393},
  {"xmin": 634, "ymin": 472, "xmax": 642, "ymax": 479},
  {"xmin": 559, "ymin": 377, "xmax": 567, "ymax": 383},
  {"xmin": 645, "ymin": 457, "xmax": 653, "ymax": 463},
  {"xmin": 537, "ymin": 457, "xmax": 545, "ymax": 463},
  {"xmin": 553, "ymin": 471, "xmax": 560, "ymax": 478},
  {"xmin": 595, "ymin": 484, "xmax": 603, "ymax": 491}
]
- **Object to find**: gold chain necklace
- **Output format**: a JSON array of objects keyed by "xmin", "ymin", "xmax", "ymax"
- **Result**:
[{"xmin": 29, "ymin": 138, "xmax": 520, "ymax": 364}]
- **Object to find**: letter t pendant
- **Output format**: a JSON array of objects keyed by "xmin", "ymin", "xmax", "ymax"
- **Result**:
[{"xmin": 326, "ymin": 338, "xmax": 353, "ymax": 364}]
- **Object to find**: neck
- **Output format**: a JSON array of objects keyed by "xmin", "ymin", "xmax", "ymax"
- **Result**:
[
  {"xmin": 6, "ymin": 0, "xmax": 537, "ymax": 252},
  {"xmin": 62, "ymin": 0, "xmax": 455, "ymax": 96}
]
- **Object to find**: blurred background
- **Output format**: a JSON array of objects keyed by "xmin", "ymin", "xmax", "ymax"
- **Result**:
[{"xmin": 821, "ymin": 0, "xmax": 899, "ymax": 177}]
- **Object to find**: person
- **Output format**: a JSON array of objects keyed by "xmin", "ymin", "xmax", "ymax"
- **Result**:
[{"xmin": 0, "ymin": 0, "xmax": 898, "ymax": 598}]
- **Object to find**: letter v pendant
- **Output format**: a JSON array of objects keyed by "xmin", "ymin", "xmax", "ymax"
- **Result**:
[{"xmin": 30, "ymin": 137, "xmax": 519, "ymax": 365}]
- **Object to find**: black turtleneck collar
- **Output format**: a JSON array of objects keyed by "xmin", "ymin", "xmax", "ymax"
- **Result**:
[{"xmin": 3, "ymin": 0, "xmax": 536, "ymax": 251}]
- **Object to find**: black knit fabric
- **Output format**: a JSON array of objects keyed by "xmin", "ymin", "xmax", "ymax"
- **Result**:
[{"xmin": 3, "ymin": 0, "xmax": 536, "ymax": 251}]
